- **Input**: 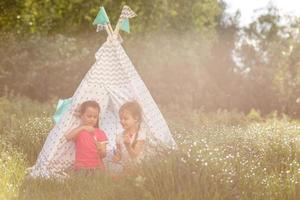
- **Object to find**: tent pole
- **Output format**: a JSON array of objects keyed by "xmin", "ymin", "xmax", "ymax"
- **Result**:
[
  {"xmin": 108, "ymin": 24, "xmax": 114, "ymax": 36},
  {"xmin": 104, "ymin": 25, "xmax": 112, "ymax": 37},
  {"xmin": 113, "ymin": 20, "xmax": 123, "ymax": 42}
]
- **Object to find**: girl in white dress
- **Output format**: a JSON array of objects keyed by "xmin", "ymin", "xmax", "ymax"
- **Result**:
[{"xmin": 113, "ymin": 101, "xmax": 146, "ymax": 173}]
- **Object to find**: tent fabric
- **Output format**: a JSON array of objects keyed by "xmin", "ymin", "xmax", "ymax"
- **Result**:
[
  {"xmin": 29, "ymin": 36, "xmax": 176, "ymax": 178},
  {"xmin": 120, "ymin": 5, "xmax": 137, "ymax": 20}
]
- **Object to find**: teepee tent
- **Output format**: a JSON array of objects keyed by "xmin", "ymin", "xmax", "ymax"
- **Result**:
[{"xmin": 30, "ymin": 6, "xmax": 175, "ymax": 178}]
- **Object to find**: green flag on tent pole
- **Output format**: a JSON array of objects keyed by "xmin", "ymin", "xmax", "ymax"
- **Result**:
[
  {"xmin": 93, "ymin": 7, "xmax": 110, "ymax": 25},
  {"xmin": 119, "ymin": 18, "xmax": 130, "ymax": 33}
]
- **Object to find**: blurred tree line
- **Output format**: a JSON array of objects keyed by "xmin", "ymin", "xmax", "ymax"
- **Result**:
[{"xmin": 0, "ymin": 0, "xmax": 299, "ymax": 117}]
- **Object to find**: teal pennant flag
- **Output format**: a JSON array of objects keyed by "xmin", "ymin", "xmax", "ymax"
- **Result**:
[
  {"xmin": 93, "ymin": 7, "xmax": 110, "ymax": 25},
  {"xmin": 120, "ymin": 18, "xmax": 130, "ymax": 33},
  {"xmin": 53, "ymin": 98, "xmax": 72, "ymax": 124}
]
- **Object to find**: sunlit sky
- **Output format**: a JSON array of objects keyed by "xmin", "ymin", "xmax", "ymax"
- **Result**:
[{"xmin": 224, "ymin": 0, "xmax": 300, "ymax": 25}]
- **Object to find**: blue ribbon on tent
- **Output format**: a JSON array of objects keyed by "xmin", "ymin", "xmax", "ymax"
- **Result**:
[{"xmin": 53, "ymin": 98, "xmax": 72, "ymax": 124}]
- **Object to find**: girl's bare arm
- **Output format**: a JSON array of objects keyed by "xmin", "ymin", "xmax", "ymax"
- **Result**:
[{"xmin": 65, "ymin": 126, "xmax": 94, "ymax": 141}]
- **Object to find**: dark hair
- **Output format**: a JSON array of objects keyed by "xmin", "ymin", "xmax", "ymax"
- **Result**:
[
  {"xmin": 80, "ymin": 100, "xmax": 101, "ymax": 127},
  {"xmin": 119, "ymin": 101, "xmax": 142, "ymax": 123},
  {"xmin": 80, "ymin": 100, "xmax": 101, "ymax": 114}
]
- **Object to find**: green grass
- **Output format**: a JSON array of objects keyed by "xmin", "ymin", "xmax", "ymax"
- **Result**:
[
  {"xmin": 0, "ymin": 138, "xmax": 26, "ymax": 200},
  {"xmin": 0, "ymin": 97, "xmax": 299, "ymax": 200}
]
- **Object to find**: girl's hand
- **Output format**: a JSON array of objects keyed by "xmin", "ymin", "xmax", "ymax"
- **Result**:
[
  {"xmin": 96, "ymin": 141, "xmax": 106, "ymax": 156},
  {"xmin": 123, "ymin": 133, "xmax": 131, "ymax": 146},
  {"xmin": 116, "ymin": 143, "xmax": 122, "ymax": 151},
  {"xmin": 113, "ymin": 148, "xmax": 121, "ymax": 162},
  {"xmin": 81, "ymin": 125, "xmax": 95, "ymax": 133},
  {"xmin": 112, "ymin": 154, "xmax": 121, "ymax": 162}
]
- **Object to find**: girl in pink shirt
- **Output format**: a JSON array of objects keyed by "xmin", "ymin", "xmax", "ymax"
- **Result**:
[{"xmin": 65, "ymin": 100, "xmax": 108, "ymax": 171}]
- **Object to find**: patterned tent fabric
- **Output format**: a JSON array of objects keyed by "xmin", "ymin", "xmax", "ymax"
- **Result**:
[
  {"xmin": 96, "ymin": 24, "xmax": 106, "ymax": 32},
  {"xmin": 29, "ymin": 36, "xmax": 176, "ymax": 178},
  {"xmin": 120, "ymin": 5, "xmax": 137, "ymax": 20}
]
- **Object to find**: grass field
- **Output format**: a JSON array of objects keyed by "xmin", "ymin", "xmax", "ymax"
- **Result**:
[{"xmin": 0, "ymin": 96, "xmax": 299, "ymax": 200}]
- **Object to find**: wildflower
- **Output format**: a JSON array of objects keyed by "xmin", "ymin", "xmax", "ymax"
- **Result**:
[{"xmin": 135, "ymin": 175, "xmax": 146, "ymax": 187}]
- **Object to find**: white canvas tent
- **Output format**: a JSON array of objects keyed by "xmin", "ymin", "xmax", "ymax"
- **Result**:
[{"xmin": 30, "ymin": 6, "xmax": 175, "ymax": 178}]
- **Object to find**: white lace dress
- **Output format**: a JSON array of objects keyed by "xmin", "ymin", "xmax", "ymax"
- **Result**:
[{"xmin": 115, "ymin": 129, "xmax": 146, "ymax": 167}]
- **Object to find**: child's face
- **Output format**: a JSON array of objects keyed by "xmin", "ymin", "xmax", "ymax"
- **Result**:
[
  {"xmin": 81, "ymin": 107, "xmax": 99, "ymax": 127},
  {"xmin": 119, "ymin": 110, "xmax": 138, "ymax": 130}
]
